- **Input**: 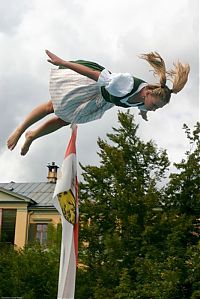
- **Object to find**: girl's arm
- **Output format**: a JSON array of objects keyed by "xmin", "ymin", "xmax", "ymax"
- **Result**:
[{"xmin": 46, "ymin": 50, "xmax": 101, "ymax": 81}]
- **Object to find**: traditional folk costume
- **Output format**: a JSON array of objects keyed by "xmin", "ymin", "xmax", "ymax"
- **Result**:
[{"xmin": 49, "ymin": 60, "xmax": 148, "ymax": 124}]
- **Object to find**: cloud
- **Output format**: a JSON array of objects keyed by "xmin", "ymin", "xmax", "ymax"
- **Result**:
[{"xmin": 0, "ymin": 1, "xmax": 32, "ymax": 35}]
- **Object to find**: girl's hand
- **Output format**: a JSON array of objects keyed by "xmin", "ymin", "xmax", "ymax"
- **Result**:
[
  {"xmin": 45, "ymin": 50, "xmax": 100, "ymax": 81},
  {"xmin": 139, "ymin": 110, "xmax": 148, "ymax": 121},
  {"xmin": 45, "ymin": 50, "xmax": 64, "ymax": 66}
]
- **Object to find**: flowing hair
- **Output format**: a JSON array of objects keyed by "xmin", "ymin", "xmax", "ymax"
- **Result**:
[{"xmin": 140, "ymin": 52, "xmax": 190, "ymax": 103}]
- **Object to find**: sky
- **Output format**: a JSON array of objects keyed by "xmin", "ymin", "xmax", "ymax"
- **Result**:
[{"xmin": 0, "ymin": 0, "xmax": 199, "ymax": 183}]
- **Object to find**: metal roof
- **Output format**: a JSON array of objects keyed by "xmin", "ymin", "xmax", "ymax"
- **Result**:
[{"xmin": 0, "ymin": 182, "xmax": 56, "ymax": 207}]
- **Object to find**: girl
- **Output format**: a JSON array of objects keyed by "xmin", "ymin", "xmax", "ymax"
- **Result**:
[{"xmin": 7, "ymin": 50, "xmax": 190, "ymax": 155}]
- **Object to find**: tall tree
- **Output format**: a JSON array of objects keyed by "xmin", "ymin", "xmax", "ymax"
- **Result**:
[
  {"xmin": 77, "ymin": 111, "xmax": 170, "ymax": 298},
  {"xmin": 166, "ymin": 122, "xmax": 200, "ymax": 215},
  {"xmin": 77, "ymin": 114, "xmax": 200, "ymax": 299}
]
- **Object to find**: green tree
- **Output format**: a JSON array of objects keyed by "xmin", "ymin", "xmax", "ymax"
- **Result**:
[
  {"xmin": 76, "ymin": 114, "xmax": 200, "ymax": 299},
  {"xmin": 77, "ymin": 111, "xmax": 170, "ymax": 298},
  {"xmin": 0, "ymin": 231, "xmax": 61, "ymax": 299},
  {"xmin": 166, "ymin": 122, "xmax": 200, "ymax": 215},
  {"xmin": 161, "ymin": 122, "xmax": 200, "ymax": 298}
]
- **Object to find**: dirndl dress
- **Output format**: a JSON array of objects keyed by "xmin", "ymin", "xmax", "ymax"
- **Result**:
[{"xmin": 49, "ymin": 68, "xmax": 114, "ymax": 124}]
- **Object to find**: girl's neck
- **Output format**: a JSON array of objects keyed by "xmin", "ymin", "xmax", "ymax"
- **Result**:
[{"xmin": 128, "ymin": 87, "xmax": 146, "ymax": 104}]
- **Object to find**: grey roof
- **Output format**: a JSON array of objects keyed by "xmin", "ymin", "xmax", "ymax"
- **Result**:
[{"xmin": 0, "ymin": 182, "xmax": 56, "ymax": 207}]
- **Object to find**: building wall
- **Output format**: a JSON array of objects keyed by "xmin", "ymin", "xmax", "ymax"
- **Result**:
[
  {"xmin": 15, "ymin": 205, "xmax": 28, "ymax": 248},
  {"xmin": 0, "ymin": 192, "xmax": 61, "ymax": 248},
  {"xmin": 29, "ymin": 210, "xmax": 61, "ymax": 225}
]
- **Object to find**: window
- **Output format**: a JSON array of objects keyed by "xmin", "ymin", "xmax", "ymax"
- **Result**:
[
  {"xmin": 0, "ymin": 209, "xmax": 17, "ymax": 244},
  {"xmin": 29, "ymin": 223, "xmax": 48, "ymax": 245},
  {"xmin": 36, "ymin": 224, "xmax": 48, "ymax": 244}
]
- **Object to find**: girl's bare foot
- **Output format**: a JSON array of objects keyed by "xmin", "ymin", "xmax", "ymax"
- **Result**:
[
  {"xmin": 7, "ymin": 128, "xmax": 23, "ymax": 151},
  {"xmin": 21, "ymin": 131, "xmax": 34, "ymax": 156}
]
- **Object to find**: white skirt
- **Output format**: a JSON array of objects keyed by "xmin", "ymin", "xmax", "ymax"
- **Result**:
[{"xmin": 49, "ymin": 68, "xmax": 114, "ymax": 124}]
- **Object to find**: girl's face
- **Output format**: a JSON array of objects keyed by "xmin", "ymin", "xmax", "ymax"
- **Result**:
[{"xmin": 144, "ymin": 90, "xmax": 165, "ymax": 111}]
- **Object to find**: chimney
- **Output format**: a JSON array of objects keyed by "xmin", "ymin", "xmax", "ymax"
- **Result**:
[{"xmin": 47, "ymin": 162, "xmax": 59, "ymax": 183}]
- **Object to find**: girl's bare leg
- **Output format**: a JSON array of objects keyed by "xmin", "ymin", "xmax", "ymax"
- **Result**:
[
  {"xmin": 21, "ymin": 116, "xmax": 69, "ymax": 156},
  {"xmin": 7, "ymin": 101, "xmax": 54, "ymax": 150}
]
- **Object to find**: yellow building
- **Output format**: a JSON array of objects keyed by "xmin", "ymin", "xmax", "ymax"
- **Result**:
[{"xmin": 0, "ymin": 162, "xmax": 61, "ymax": 248}]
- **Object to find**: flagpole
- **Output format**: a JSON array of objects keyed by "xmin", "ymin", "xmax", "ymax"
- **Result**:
[{"xmin": 53, "ymin": 125, "xmax": 78, "ymax": 299}]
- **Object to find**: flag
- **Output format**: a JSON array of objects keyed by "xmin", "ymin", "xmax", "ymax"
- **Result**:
[{"xmin": 53, "ymin": 124, "xmax": 78, "ymax": 299}]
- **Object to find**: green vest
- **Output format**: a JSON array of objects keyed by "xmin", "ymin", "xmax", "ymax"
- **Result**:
[
  {"xmin": 59, "ymin": 60, "xmax": 146, "ymax": 108},
  {"xmin": 100, "ymin": 77, "xmax": 146, "ymax": 108}
]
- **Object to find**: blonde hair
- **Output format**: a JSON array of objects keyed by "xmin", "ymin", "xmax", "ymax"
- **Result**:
[{"xmin": 140, "ymin": 52, "xmax": 190, "ymax": 103}]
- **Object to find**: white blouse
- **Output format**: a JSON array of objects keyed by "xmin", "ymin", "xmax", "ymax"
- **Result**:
[{"xmin": 97, "ymin": 69, "xmax": 148, "ymax": 111}]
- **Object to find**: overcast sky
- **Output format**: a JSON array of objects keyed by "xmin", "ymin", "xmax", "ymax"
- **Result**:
[{"xmin": 0, "ymin": 0, "xmax": 198, "ymax": 183}]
